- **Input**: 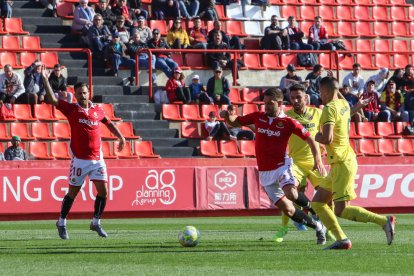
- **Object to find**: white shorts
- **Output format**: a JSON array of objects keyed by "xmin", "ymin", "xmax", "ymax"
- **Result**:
[
  {"xmin": 68, "ymin": 157, "xmax": 108, "ymax": 186},
  {"xmin": 259, "ymin": 160, "xmax": 296, "ymax": 205}
]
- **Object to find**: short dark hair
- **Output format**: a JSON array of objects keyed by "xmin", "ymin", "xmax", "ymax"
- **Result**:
[
  {"xmin": 313, "ymin": 64, "xmax": 323, "ymax": 73},
  {"xmin": 405, "ymin": 64, "xmax": 412, "ymax": 70},
  {"xmin": 74, "ymin": 82, "xmax": 89, "ymax": 91},
  {"xmin": 289, "ymin": 83, "xmax": 306, "ymax": 93},
  {"xmin": 320, "ymin": 76, "xmax": 339, "ymax": 92},
  {"xmin": 227, "ymin": 105, "xmax": 235, "ymax": 111},
  {"xmin": 314, "ymin": 16, "xmax": 322, "ymax": 21},
  {"xmin": 353, "ymin": 63, "xmax": 361, "ymax": 69},
  {"xmin": 263, "ymin": 88, "xmax": 283, "ymax": 101},
  {"xmin": 367, "ymin": 80, "xmax": 375, "ymax": 86}
]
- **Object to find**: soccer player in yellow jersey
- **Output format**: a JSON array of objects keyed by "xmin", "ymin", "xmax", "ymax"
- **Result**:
[
  {"xmin": 274, "ymin": 84, "xmax": 326, "ymax": 242},
  {"xmin": 312, "ymin": 76, "xmax": 396, "ymax": 250}
]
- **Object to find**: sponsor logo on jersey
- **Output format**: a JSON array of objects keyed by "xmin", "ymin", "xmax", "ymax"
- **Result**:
[
  {"xmin": 257, "ymin": 128, "xmax": 281, "ymax": 137},
  {"xmin": 78, "ymin": 118, "xmax": 98, "ymax": 126},
  {"xmin": 276, "ymin": 122, "xmax": 284, "ymax": 128},
  {"xmin": 93, "ymin": 111, "xmax": 98, "ymax": 118}
]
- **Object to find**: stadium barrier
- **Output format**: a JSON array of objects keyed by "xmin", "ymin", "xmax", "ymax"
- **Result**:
[{"xmin": 0, "ymin": 157, "xmax": 413, "ymax": 220}]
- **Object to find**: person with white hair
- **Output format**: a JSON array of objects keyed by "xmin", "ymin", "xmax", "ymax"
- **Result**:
[
  {"xmin": 365, "ymin": 68, "xmax": 389, "ymax": 97},
  {"xmin": 72, "ymin": 0, "xmax": 95, "ymax": 33}
]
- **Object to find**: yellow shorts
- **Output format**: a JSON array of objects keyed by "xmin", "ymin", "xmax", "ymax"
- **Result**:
[
  {"xmin": 292, "ymin": 160, "xmax": 325, "ymax": 189},
  {"xmin": 319, "ymin": 157, "xmax": 358, "ymax": 202}
]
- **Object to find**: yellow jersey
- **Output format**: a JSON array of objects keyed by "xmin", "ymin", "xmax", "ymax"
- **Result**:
[
  {"xmin": 286, "ymin": 107, "xmax": 322, "ymax": 163},
  {"xmin": 320, "ymin": 99, "xmax": 355, "ymax": 164}
]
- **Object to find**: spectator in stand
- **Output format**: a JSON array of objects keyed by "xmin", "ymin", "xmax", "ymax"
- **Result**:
[
  {"xmin": 286, "ymin": 16, "xmax": 313, "ymax": 51},
  {"xmin": 279, "ymin": 64, "xmax": 303, "ymax": 101},
  {"xmin": 226, "ymin": 105, "xmax": 255, "ymax": 140},
  {"xmin": 0, "ymin": 65, "xmax": 25, "ymax": 104},
  {"xmin": 178, "ymin": 0, "xmax": 199, "ymax": 19},
  {"xmin": 23, "ymin": 60, "xmax": 45, "ymax": 104},
  {"xmin": 39, "ymin": 0, "xmax": 57, "ymax": 17},
  {"xmin": 148, "ymin": 28, "xmax": 178, "ymax": 79},
  {"xmin": 128, "ymin": 0, "xmax": 149, "ymax": 20},
  {"xmin": 105, "ymin": 32, "xmax": 136, "ymax": 84},
  {"xmin": 88, "ymin": 14, "xmax": 112, "ymax": 56},
  {"xmin": 151, "ymin": 0, "xmax": 166, "ymax": 19},
  {"xmin": 112, "ymin": 15, "xmax": 130, "ymax": 44},
  {"xmin": 165, "ymin": 0, "xmax": 181, "ymax": 18},
  {"xmin": 0, "ymin": 0, "xmax": 12, "ymax": 18},
  {"xmin": 4, "ymin": 136, "xmax": 27, "ymax": 161},
  {"xmin": 388, "ymin": 68, "xmax": 405, "ymax": 91},
  {"xmin": 112, "ymin": 0, "xmax": 136, "ymax": 28},
  {"xmin": 49, "ymin": 64, "xmax": 73, "ymax": 103},
  {"xmin": 199, "ymin": 0, "xmax": 218, "ymax": 21},
  {"xmin": 208, "ymin": 20, "xmax": 243, "ymax": 50},
  {"xmin": 204, "ymin": 111, "xmax": 236, "ymax": 141},
  {"xmin": 202, "ymin": 66, "xmax": 231, "ymax": 105},
  {"xmin": 261, "ymin": 15, "xmax": 289, "ymax": 50},
  {"xmin": 342, "ymin": 63, "xmax": 364, "ymax": 97},
  {"xmin": 165, "ymin": 67, "xmax": 191, "ymax": 103},
  {"xmin": 207, "ymin": 31, "xmax": 243, "ymax": 85},
  {"xmin": 188, "ymin": 16, "xmax": 208, "ymax": 49},
  {"xmin": 305, "ymin": 64, "xmax": 324, "ymax": 106},
  {"xmin": 307, "ymin": 16, "xmax": 335, "ymax": 51},
  {"xmin": 94, "ymin": 0, "xmax": 116, "ymax": 28},
  {"xmin": 378, "ymin": 80, "xmax": 409, "ymax": 122},
  {"xmin": 340, "ymin": 84, "xmax": 363, "ymax": 122},
  {"xmin": 132, "ymin": 16, "xmax": 152, "ymax": 43},
  {"xmin": 72, "ymin": 0, "xmax": 95, "ymax": 33},
  {"xmin": 167, "ymin": 18, "xmax": 190, "ymax": 49},
  {"xmin": 126, "ymin": 32, "xmax": 157, "ymax": 85},
  {"xmin": 363, "ymin": 80, "xmax": 381, "ymax": 122},
  {"xmin": 188, "ymin": 74, "xmax": 206, "ymax": 103},
  {"xmin": 365, "ymin": 68, "xmax": 389, "ymax": 97},
  {"xmin": 402, "ymin": 65, "xmax": 414, "ymax": 123}
]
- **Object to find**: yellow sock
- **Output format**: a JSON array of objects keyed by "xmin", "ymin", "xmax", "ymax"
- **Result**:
[
  {"xmin": 312, "ymin": 202, "xmax": 347, "ymax": 241},
  {"xmin": 340, "ymin": 206, "xmax": 387, "ymax": 226},
  {"xmin": 281, "ymin": 212, "xmax": 289, "ymax": 226}
]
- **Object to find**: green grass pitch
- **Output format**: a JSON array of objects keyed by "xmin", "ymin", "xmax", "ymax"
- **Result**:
[{"xmin": 0, "ymin": 215, "xmax": 412, "ymax": 275}]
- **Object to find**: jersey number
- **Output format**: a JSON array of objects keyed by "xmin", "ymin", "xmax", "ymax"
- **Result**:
[{"xmin": 71, "ymin": 167, "xmax": 82, "ymax": 176}]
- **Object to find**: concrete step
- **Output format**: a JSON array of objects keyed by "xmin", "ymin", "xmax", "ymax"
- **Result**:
[
  {"xmin": 131, "ymin": 120, "xmax": 169, "ymax": 129},
  {"xmin": 60, "ymin": 59, "xmax": 88, "ymax": 68},
  {"xmin": 57, "ymin": 52, "xmax": 88, "ymax": 60},
  {"xmin": 22, "ymin": 17, "xmax": 62, "ymax": 25},
  {"xmin": 71, "ymin": 76, "xmax": 124, "ymax": 86},
  {"xmin": 115, "ymin": 111, "xmax": 158, "ymax": 120},
  {"xmin": 112, "ymin": 103, "xmax": 155, "ymax": 112},
  {"xmin": 136, "ymin": 129, "xmax": 178, "ymax": 138},
  {"xmin": 14, "ymin": 8, "xmax": 47, "ymax": 17},
  {"xmin": 14, "ymin": 1, "xmax": 43, "ymax": 8},
  {"xmin": 37, "ymin": 33, "xmax": 79, "ymax": 44},
  {"xmin": 93, "ymin": 85, "xmax": 141, "ymax": 95},
  {"xmin": 94, "ymin": 95, "xmax": 148, "ymax": 103},
  {"xmin": 42, "ymin": 42, "xmax": 87, "ymax": 49},
  {"xmin": 153, "ymin": 146, "xmax": 198, "ymax": 158},
  {"xmin": 66, "ymin": 67, "xmax": 107, "ymax": 77},
  {"xmin": 23, "ymin": 24, "xmax": 72, "ymax": 34},
  {"xmin": 150, "ymin": 138, "xmax": 190, "ymax": 147}
]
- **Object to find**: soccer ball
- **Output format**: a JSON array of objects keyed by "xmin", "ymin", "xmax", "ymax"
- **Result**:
[{"xmin": 178, "ymin": 226, "xmax": 200, "ymax": 247}]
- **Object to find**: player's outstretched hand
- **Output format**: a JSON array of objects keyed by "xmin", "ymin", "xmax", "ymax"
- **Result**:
[
  {"xmin": 117, "ymin": 138, "xmax": 126, "ymax": 152},
  {"xmin": 40, "ymin": 64, "xmax": 50, "ymax": 79},
  {"xmin": 358, "ymin": 95, "xmax": 373, "ymax": 107},
  {"xmin": 314, "ymin": 160, "xmax": 327, "ymax": 177}
]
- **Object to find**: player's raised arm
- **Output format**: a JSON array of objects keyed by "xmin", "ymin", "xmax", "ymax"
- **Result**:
[
  {"xmin": 41, "ymin": 65, "xmax": 58, "ymax": 106},
  {"xmin": 220, "ymin": 110, "xmax": 242, "ymax": 128},
  {"xmin": 103, "ymin": 118, "xmax": 126, "ymax": 151},
  {"xmin": 305, "ymin": 136, "xmax": 327, "ymax": 177}
]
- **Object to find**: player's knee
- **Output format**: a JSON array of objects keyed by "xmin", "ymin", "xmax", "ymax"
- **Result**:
[{"xmin": 284, "ymin": 189, "xmax": 298, "ymax": 202}]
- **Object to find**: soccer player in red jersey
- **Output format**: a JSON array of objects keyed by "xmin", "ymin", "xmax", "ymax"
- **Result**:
[
  {"xmin": 41, "ymin": 65, "xmax": 126, "ymax": 239},
  {"xmin": 221, "ymin": 88, "xmax": 327, "ymax": 244}
]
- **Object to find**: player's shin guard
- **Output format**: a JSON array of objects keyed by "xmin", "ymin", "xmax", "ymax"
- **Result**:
[
  {"xmin": 94, "ymin": 196, "xmax": 107, "ymax": 219},
  {"xmin": 312, "ymin": 202, "xmax": 347, "ymax": 241},
  {"xmin": 294, "ymin": 192, "xmax": 316, "ymax": 215},
  {"xmin": 281, "ymin": 212, "xmax": 290, "ymax": 226},
  {"xmin": 60, "ymin": 194, "xmax": 74, "ymax": 219},
  {"xmin": 340, "ymin": 206, "xmax": 387, "ymax": 226},
  {"xmin": 289, "ymin": 208, "xmax": 319, "ymax": 230}
]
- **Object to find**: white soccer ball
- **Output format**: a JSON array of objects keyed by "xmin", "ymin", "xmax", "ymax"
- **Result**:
[{"xmin": 178, "ymin": 226, "xmax": 200, "ymax": 247}]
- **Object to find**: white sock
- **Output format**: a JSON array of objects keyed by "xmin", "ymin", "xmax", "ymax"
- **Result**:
[
  {"xmin": 92, "ymin": 218, "xmax": 100, "ymax": 225},
  {"xmin": 57, "ymin": 217, "xmax": 66, "ymax": 226},
  {"xmin": 315, "ymin": 221, "xmax": 322, "ymax": 232}
]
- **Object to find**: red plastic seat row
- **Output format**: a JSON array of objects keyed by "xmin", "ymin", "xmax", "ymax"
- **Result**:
[
  {"xmin": 0, "ymin": 52, "xmax": 60, "ymax": 69},
  {"xmin": 350, "ymin": 122, "xmax": 413, "ymax": 139},
  {"xmin": 271, "ymin": 0, "xmax": 410, "ymax": 6},
  {"xmin": 200, "ymin": 140, "xmax": 255, "ymax": 158},
  {"xmin": 351, "ymin": 138, "xmax": 414, "ymax": 156},
  {"xmin": 100, "ymin": 121, "xmax": 141, "ymax": 139},
  {"xmin": 0, "ymin": 18, "xmax": 29, "ymax": 35},
  {"xmin": 1, "ymin": 36, "xmax": 41, "ymax": 50},
  {"xmin": 162, "ymin": 104, "xmax": 227, "ymax": 122},
  {"xmin": 109, "ymin": 140, "xmax": 160, "ymax": 159}
]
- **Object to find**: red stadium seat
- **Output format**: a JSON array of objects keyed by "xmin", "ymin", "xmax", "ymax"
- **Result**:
[
  {"xmin": 14, "ymin": 104, "xmax": 37, "ymax": 121},
  {"xmin": 134, "ymin": 140, "xmax": 160, "ymax": 158},
  {"xmin": 356, "ymin": 40, "xmax": 372, "ymax": 52},
  {"xmin": 4, "ymin": 18, "xmax": 29, "ymax": 35},
  {"xmin": 373, "ymin": 0, "xmax": 390, "ymax": 5},
  {"xmin": 219, "ymin": 140, "xmax": 244, "ymax": 158},
  {"xmin": 34, "ymin": 104, "xmax": 58, "ymax": 121},
  {"xmin": 22, "ymin": 36, "xmax": 41, "ymax": 50},
  {"xmin": 410, "ymin": 22, "xmax": 414, "ymax": 36},
  {"xmin": 376, "ymin": 122, "xmax": 401, "ymax": 138},
  {"xmin": 29, "ymin": 141, "xmax": 54, "ymax": 160},
  {"xmin": 338, "ymin": 54, "xmax": 354, "ymax": 70},
  {"xmin": 113, "ymin": 141, "xmax": 138, "ymax": 159},
  {"xmin": 0, "ymin": 52, "xmax": 21, "ymax": 68},
  {"xmin": 374, "ymin": 53, "xmax": 391, "ymax": 69},
  {"xmin": 184, "ymin": 53, "xmax": 207, "ymax": 69},
  {"xmin": 114, "ymin": 121, "xmax": 140, "ymax": 139},
  {"xmin": 242, "ymin": 103, "xmax": 259, "ymax": 116},
  {"xmin": 337, "ymin": 6, "xmax": 354, "ymax": 21},
  {"xmin": 300, "ymin": 21, "xmax": 313, "ymax": 36},
  {"xmin": 337, "ymin": 0, "xmax": 355, "ymax": 5},
  {"xmin": 149, "ymin": 20, "xmax": 168, "ymax": 35},
  {"xmin": 374, "ymin": 21, "xmax": 393, "ymax": 38},
  {"xmin": 300, "ymin": 6, "xmax": 316, "ymax": 21},
  {"xmin": 392, "ymin": 22, "xmax": 410, "ymax": 37},
  {"xmin": 356, "ymin": 54, "xmax": 374, "ymax": 69},
  {"xmin": 181, "ymin": 104, "xmax": 204, "ymax": 121},
  {"xmin": 20, "ymin": 52, "xmax": 38, "ymax": 68},
  {"xmin": 390, "ymin": 0, "xmax": 410, "ymax": 6},
  {"xmin": 350, "ymin": 139, "xmax": 363, "ymax": 157},
  {"xmin": 169, "ymin": 53, "xmax": 188, "ymax": 70},
  {"xmin": 0, "ymin": 20, "xmax": 7, "ymax": 34},
  {"xmin": 99, "ymin": 123, "xmax": 116, "ymax": 139},
  {"xmin": 162, "ymin": 104, "xmax": 184, "ymax": 121},
  {"xmin": 357, "ymin": 122, "xmax": 381, "ymax": 138},
  {"xmin": 262, "ymin": 54, "xmax": 282, "ymax": 70},
  {"xmin": 226, "ymin": 21, "xmax": 247, "ymax": 37},
  {"xmin": 337, "ymin": 22, "xmax": 357, "ymax": 38},
  {"xmin": 52, "ymin": 122, "xmax": 71, "ymax": 140},
  {"xmin": 397, "ymin": 139, "xmax": 414, "ymax": 156},
  {"xmin": 378, "ymin": 139, "xmax": 401, "ymax": 156},
  {"xmin": 280, "ymin": 54, "xmax": 300, "ymax": 68},
  {"xmin": 215, "ymin": 4, "xmax": 229, "ymax": 20},
  {"xmin": 2, "ymin": 36, "xmax": 20, "ymax": 49},
  {"xmin": 53, "ymin": 107, "xmax": 67, "ymax": 120},
  {"xmin": 393, "ymin": 54, "xmax": 410, "ymax": 69},
  {"xmin": 354, "ymin": 6, "xmax": 372, "ymax": 21},
  {"xmin": 201, "ymin": 105, "xmax": 222, "ymax": 120},
  {"xmin": 359, "ymin": 139, "xmax": 382, "ymax": 156},
  {"xmin": 0, "ymin": 104, "xmax": 15, "ymax": 122},
  {"xmin": 181, "ymin": 122, "xmax": 202, "ymax": 139},
  {"xmin": 243, "ymin": 53, "xmax": 265, "ymax": 70},
  {"xmin": 239, "ymin": 140, "xmax": 256, "ymax": 157},
  {"xmin": 101, "ymin": 141, "xmax": 117, "ymax": 159},
  {"xmin": 396, "ymin": 122, "xmax": 414, "ymax": 138},
  {"xmin": 200, "ymin": 140, "xmax": 224, "ymax": 157},
  {"xmin": 409, "ymin": 6, "xmax": 414, "ymax": 20},
  {"xmin": 318, "ymin": 6, "xmax": 335, "ymax": 21},
  {"xmin": 0, "ymin": 123, "xmax": 11, "ymax": 141},
  {"xmin": 32, "ymin": 122, "xmax": 56, "ymax": 140},
  {"xmin": 355, "ymin": 0, "xmax": 374, "ymax": 5},
  {"xmin": 374, "ymin": 40, "xmax": 390, "ymax": 52},
  {"xmin": 356, "ymin": 21, "xmax": 375, "ymax": 38},
  {"xmin": 390, "ymin": 6, "xmax": 409, "ymax": 21},
  {"xmin": 281, "ymin": 6, "xmax": 299, "ymax": 20},
  {"xmin": 324, "ymin": 22, "xmax": 338, "ymax": 38},
  {"xmin": 392, "ymin": 40, "xmax": 408, "ymax": 52},
  {"xmin": 56, "ymin": 2, "xmax": 74, "ymax": 19},
  {"xmin": 244, "ymin": 39, "xmax": 260, "ymax": 50},
  {"xmin": 229, "ymin": 88, "xmax": 246, "ymax": 105},
  {"xmin": 40, "ymin": 52, "xmax": 59, "ymax": 68},
  {"xmin": 100, "ymin": 103, "xmax": 121, "ymax": 121},
  {"xmin": 51, "ymin": 141, "xmax": 71, "ymax": 159},
  {"xmin": 373, "ymin": 6, "xmax": 391, "ymax": 21},
  {"xmin": 349, "ymin": 122, "xmax": 362, "ymax": 139},
  {"xmin": 242, "ymin": 88, "xmax": 263, "ymax": 104},
  {"xmin": 200, "ymin": 122, "xmax": 209, "ymax": 138}
]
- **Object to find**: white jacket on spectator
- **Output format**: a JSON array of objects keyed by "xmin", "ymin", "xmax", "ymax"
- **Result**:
[
  {"xmin": 0, "ymin": 72, "xmax": 25, "ymax": 100},
  {"xmin": 342, "ymin": 72, "xmax": 365, "ymax": 96}
]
